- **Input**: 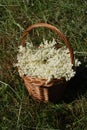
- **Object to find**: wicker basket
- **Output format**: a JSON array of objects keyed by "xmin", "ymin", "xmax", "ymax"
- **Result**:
[{"xmin": 19, "ymin": 23, "xmax": 74, "ymax": 103}]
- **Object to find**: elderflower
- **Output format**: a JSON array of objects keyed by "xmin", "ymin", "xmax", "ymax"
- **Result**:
[{"xmin": 15, "ymin": 39, "xmax": 81, "ymax": 83}]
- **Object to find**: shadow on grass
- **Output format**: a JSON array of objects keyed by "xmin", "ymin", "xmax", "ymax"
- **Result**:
[{"xmin": 63, "ymin": 60, "xmax": 87, "ymax": 103}]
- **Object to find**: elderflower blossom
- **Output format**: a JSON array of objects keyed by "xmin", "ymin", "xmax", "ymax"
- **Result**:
[{"xmin": 15, "ymin": 39, "xmax": 81, "ymax": 83}]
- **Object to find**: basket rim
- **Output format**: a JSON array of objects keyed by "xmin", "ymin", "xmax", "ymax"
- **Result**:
[{"xmin": 21, "ymin": 74, "xmax": 66, "ymax": 88}]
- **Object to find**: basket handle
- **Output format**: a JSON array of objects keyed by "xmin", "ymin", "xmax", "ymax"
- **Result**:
[{"xmin": 21, "ymin": 23, "xmax": 74, "ymax": 65}]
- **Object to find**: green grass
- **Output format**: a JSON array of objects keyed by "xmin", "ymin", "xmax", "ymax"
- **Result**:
[{"xmin": 0, "ymin": 0, "xmax": 87, "ymax": 130}]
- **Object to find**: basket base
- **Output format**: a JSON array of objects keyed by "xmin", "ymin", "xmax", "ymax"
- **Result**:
[
  {"xmin": 23, "ymin": 76, "xmax": 67, "ymax": 103},
  {"xmin": 47, "ymin": 83, "xmax": 66, "ymax": 103}
]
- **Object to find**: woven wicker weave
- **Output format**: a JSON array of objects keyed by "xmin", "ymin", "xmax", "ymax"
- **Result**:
[{"xmin": 19, "ymin": 23, "xmax": 74, "ymax": 102}]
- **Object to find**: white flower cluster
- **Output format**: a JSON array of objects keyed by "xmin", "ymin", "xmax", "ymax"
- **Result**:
[{"xmin": 15, "ymin": 39, "xmax": 81, "ymax": 83}]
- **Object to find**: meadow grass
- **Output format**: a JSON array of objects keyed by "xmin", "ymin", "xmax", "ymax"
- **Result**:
[{"xmin": 0, "ymin": 0, "xmax": 87, "ymax": 130}]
